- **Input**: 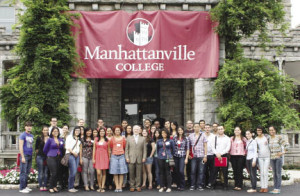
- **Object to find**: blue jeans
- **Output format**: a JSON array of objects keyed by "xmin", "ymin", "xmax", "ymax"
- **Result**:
[
  {"xmin": 153, "ymin": 157, "xmax": 160, "ymax": 186},
  {"xmin": 270, "ymin": 157, "xmax": 282, "ymax": 190},
  {"xmin": 36, "ymin": 155, "xmax": 48, "ymax": 187},
  {"xmin": 191, "ymin": 157, "xmax": 205, "ymax": 188},
  {"xmin": 68, "ymin": 155, "xmax": 79, "ymax": 190},
  {"xmin": 19, "ymin": 154, "xmax": 32, "ymax": 190},
  {"xmin": 174, "ymin": 157, "xmax": 185, "ymax": 189}
]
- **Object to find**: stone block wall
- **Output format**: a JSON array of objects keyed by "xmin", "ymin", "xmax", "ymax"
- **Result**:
[
  {"xmin": 98, "ymin": 79, "xmax": 122, "ymax": 126},
  {"xmin": 160, "ymin": 79, "xmax": 184, "ymax": 125},
  {"xmin": 184, "ymin": 79, "xmax": 194, "ymax": 125}
]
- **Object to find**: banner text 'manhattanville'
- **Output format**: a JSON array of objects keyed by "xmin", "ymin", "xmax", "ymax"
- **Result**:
[{"xmin": 84, "ymin": 44, "xmax": 196, "ymax": 61}]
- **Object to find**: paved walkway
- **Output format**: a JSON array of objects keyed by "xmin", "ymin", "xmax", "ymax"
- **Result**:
[{"xmin": 0, "ymin": 183, "xmax": 299, "ymax": 196}]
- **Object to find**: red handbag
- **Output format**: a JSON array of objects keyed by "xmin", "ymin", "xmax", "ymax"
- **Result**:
[
  {"xmin": 214, "ymin": 157, "xmax": 227, "ymax": 167},
  {"xmin": 17, "ymin": 153, "xmax": 21, "ymax": 166},
  {"xmin": 77, "ymin": 166, "xmax": 82, "ymax": 172}
]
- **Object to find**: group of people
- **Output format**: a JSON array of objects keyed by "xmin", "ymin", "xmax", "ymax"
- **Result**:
[{"xmin": 18, "ymin": 118, "xmax": 289, "ymax": 194}]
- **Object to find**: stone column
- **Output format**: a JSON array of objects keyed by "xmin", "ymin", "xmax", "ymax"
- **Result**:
[
  {"xmin": 68, "ymin": 79, "xmax": 87, "ymax": 129},
  {"xmin": 194, "ymin": 79, "xmax": 219, "ymax": 124}
]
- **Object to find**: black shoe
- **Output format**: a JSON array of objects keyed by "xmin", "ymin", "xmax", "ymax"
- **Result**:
[
  {"xmin": 197, "ymin": 186, "xmax": 204, "ymax": 191},
  {"xmin": 206, "ymin": 184, "xmax": 213, "ymax": 189},
  {"xmin": 223, "ymin": 186, "xmax": 228, "ymax": 190},
  {"xmin": 190, "ymin": 186, "xmax": 195, "ymax": 191}
]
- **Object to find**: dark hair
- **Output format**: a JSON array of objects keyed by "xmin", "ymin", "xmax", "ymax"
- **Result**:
[
  {"xmin": 73, "ymin": 126, "xmax": 81, "ymax": 139},
  {"xmin": 194, "ymin": 123, "xmax": 200, "ymax": 126},
  {"xmin": 161, "ymin": 128, "xmax": 170, "ymax": 139},
  {"xmin": 205, "ymin": 124, "xmax": 211, "ymax": 127},
  {"xmin": 25, "ymin": 121, "xmax": 33, "ymax": 127},
  {"xmin": 177, "ymin": 126, "xmax": 185, "ymax": 138},
  {"xmin": 199, "ymin": 120, "xmax": 205, "ymax": 124},
  {"xmin": 171, "ymin": 121, "xmax": 178, "ymax": 132},
  {"xmin": 153, "ymin": 120, "xmax": 160, "ymax": 125},
  {"xmin": 212, "ymin": 122, "xmax": 219, "ymax": 126},
  {"xmin": 268, "ymin": 126, "xmax": 277, "ymax": 132},
  {"xmin": 144, "ymin": 119, "xmax": 151, "ymax": 124},
  {"xmin": 99, "ymin": 127, "xmax": 108, "ymax": 142},
  {"xmin": 121, "ymin": 119, "xmax": 128, "ymax": 124},
  {"xmin": 83, "ymin": 127, "xmax": 93, "ymax": 142},
  {"xmin": 79, "ymin": 126, "xmax": 85, "ymax": 137},
  {"xmin": 125, "ymin": 125, "xmax": 132, "ymax": 137},
  {"xmin": 112, "ymin": 125, "xmax": 123, "ymax": 134},
  {"xmin": 41, "ymin": 125, "xmax": 49, "ymax": 143},
  {"xmin": 153, "ymin": 130, "xmax": 162, "ymax": 142},
  {"xmin": 256, "ymin": 126, "xmax": 264, "ymax": 133},
  {"xmin": 142, "ymin": 129, "xmax": 151, "ymax": 143},
  {"xmin": 50, "ymin": 126, "xmax": 60, "ymax": 138},
  {"xmin": 233, "ymin": 126, "xmax": 242, "ymax": 141},
  {"xmin": 92, "ymin": 128, "xmax": 99, "ymax": 138},
  {"xmin": 150, "ymin": 125, "xmax": 157, "ymax": 138}
]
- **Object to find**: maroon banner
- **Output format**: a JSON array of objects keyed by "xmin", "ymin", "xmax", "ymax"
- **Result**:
[{"xmin": 71, "ymin": 11, "xmax": 219, "ymax": 78}]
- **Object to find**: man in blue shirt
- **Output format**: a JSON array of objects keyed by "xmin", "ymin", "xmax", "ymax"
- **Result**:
[{"xmin": 19, "ymin": 121, "xmax": 34, "ymax": 193}]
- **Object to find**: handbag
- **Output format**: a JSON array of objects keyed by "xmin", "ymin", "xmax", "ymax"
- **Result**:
[
  {"xmin": 214, "ymin": 157, "xmax": 227, "ymax": 167},
  {"xmin": 61, "ymin": 139, "xmax": 78, "ymax": 167},
  {"xmin": 17, "ymin": 153, "xmax": 21, "ymax": 166},
  {"xmin": 167, "ymin": 156, "xmax": 175, "ymax": 167}
]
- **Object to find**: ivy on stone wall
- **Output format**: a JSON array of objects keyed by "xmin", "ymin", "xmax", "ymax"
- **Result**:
[
  {"xmin": 0, "ymin": 0, "xmax": 81, "ymax": 132},
  {"xmin": 213, "ymin": 57, "xmax": 300, "ymax": 134},
  {"xmin": 211, "ymin": 0, "xmax": 288, "ymax": 59}
]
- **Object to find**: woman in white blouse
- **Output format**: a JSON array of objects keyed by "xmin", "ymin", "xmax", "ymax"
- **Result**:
[
  {"xmin": 66, "ymin": 126, "xmax": 81, "ymax": 192},
  {"xmin": 245, "ymin": 130, "xmax": 258, "ymax": 193}
]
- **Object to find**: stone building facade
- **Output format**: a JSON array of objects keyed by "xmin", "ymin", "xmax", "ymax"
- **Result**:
[{"xmin": 0, "ymin": 0, "xmax": 300, "ymax": 165}]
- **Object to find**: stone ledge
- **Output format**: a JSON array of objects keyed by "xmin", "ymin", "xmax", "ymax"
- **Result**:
[{"xmin": 0, "ymin": 183, "xmax": 38, "ymax": 190}]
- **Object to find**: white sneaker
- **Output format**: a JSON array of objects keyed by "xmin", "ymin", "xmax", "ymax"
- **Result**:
[
  {"xmin": 19, "ymin": 189, "xmax": 30, "ymax": 193},
  {"xmin": 159, "ymin": 188, "xmax": 164, "ymax": 192},
  {"xmin": 68, "ymin": 189, "xmax": 78, "ymax": 193},
  {"xmin": 166, "ymin": 188, "xmax": 172, "ymax": 193},
  {"xmin": 25, "ymin": 187, "xmax": 32, "ymax": 191}
]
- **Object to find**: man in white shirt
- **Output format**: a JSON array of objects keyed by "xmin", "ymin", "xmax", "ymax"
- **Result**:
[
  {"xmin": 208, "ymin": 125, "xmax": 230, "ymax": 190},
  {"xmin": 48, "ymin": 117, "xmax": 63, "ymax": 137},
  {"xmin": 203, "ymin": 124, "xmax": 215, "ymax": 187}
]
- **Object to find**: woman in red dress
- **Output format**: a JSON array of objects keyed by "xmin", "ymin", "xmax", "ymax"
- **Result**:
[{"xmin": 93, "ymin": 128, "xmax": 110, "ymax": 192}]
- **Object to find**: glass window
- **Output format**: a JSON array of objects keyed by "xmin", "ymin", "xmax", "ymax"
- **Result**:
[{"xmin": 0, "ymin": 6, "xmax": 15, "ymax": 33}]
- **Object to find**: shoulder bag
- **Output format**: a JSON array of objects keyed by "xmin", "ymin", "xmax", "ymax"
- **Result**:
[{"xmin": 61, "ymin": 139, "xmax": 78, "ymax": 167}]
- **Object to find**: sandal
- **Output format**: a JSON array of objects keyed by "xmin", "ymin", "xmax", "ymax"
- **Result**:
[
  {"xmin": 141, "ymin": 185, "xmax": 146, "ymax": 189},
  {"xmin": 101, "ymin": 189, "xmax": 105, "ymax": 192},
  {"xmin": 90, "ymin": 186, "xmax": 95, "ymax": 191},
  {"xmin": 97, "ymin": 189, "xmax": 101, "ymax": 192},
  {"xmin": 148, "ymin": 186, "xmax": 153, "ymax": 190}
]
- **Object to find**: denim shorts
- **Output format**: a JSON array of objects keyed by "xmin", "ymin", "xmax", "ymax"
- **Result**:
[
  {"xmin": 109, "ymin": 154, "xmax": 128, "ymax": 174},
  {"xmin": 145, "ymin": 157, "xmax": 153, "ymax": 165}
]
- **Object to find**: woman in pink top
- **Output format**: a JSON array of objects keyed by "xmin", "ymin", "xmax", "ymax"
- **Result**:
[
  {"xmin": 230, "ymin": 127, "xmax": 247, "ymax": 191},
  {"xmin": 93, "ymin": 128, "xmax": 110, "ymax": 192}
]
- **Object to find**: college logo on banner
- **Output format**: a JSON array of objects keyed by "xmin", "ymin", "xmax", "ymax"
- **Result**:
[
  {"xmin": 127, "ymin": 18, "xmax": 154, "ymax": 46},
  {"xmin": 71, "ymin": 11, "xmax": 219, "ymax": 78}
]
